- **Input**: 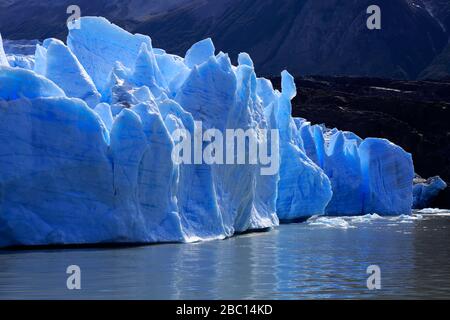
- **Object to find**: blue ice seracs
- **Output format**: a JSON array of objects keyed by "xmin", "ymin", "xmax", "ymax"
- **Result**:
[{"xmin": 0, "ymin": 17, "xmax": 416, "ymax": 247}]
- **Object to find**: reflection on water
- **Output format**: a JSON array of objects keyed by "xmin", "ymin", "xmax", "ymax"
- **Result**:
[{"xmin": 0, "ymin": 214, "xmax": 449, "ymax": 299}]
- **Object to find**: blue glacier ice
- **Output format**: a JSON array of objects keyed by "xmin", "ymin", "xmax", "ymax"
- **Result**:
[
  {"xmin": 2, "ymin": 39, "xmax": 37, "ymax": 70},
  {"xmin": 413, "ymin": 176, "xmax": 447, "ymax": 209},
  {"xmin": 0, "ymin": 17, "xmax": 417, "ymax": 247},
  {"xmin": 67, "ymin": 17, "xmax": 154, "ymax": 92},
  {"xmin": 275, "ymin": 72, "xmax": 333, "ymax": 220},
  {"xmin": 299, "ymin": 121, "xmax": 414, "ymax": 216},
  {"xmin": 0, "ymin": 66, "xmax": 65, "ymax": 100},
  {"xmin": 323, "ymin": 131, "xmax": 363, "ymax": 216},
  {"xmin": 34, "ymin": 39, "xmax": 101, "ymax": 107},
  {"xmin": 0, "ymin": 33, "xmax": 8, "ymax": 67},
  {"xmin": 359, "ymin": 139, "xmax": 414, "ymax": 215},
  {"xmin": 184, "ymin": 38, "xmax": 216, "ymax": 69}
]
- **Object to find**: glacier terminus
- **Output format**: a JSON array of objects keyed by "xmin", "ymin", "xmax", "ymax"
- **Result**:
[{"xmin": 0, "ymin": 17, "xmax": 431, "ymax": 247}]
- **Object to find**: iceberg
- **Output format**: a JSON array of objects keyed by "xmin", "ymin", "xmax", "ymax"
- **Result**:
[
  {"xmin": 0, "ymin": 17, "xmax": 417, "ymax": 247},
  {"xmin": 413, "ymin": 176, "xmax": 447, "ymax": 209}
]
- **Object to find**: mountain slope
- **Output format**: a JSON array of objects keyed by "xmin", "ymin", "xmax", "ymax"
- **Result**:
[{"xmin": 0, "ymin": 0, "xmax": 448, "ymax": 79}]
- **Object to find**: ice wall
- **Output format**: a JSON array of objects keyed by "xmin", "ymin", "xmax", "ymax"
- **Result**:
[
  {"xmin": 0, "ymin": 17, "xmax": 416, "ymax": 247},
  {"xmin": 0, "ymin": 33, "xmax": 9, "ymax": 67}
]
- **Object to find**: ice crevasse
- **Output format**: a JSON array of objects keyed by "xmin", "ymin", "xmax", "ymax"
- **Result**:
[{"xmin": 0, "ymin": 17, "xmax": 414, "ymax": 247}]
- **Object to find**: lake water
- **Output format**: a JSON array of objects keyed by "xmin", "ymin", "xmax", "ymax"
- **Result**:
[{"xmin": 0, "ymin": 211, "xmax": 449, "ymax": 299}]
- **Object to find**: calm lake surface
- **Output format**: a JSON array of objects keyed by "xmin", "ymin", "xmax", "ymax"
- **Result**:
[{"xmin": 0, "ymin": 212, "xmax": 449, "ymax": 299}]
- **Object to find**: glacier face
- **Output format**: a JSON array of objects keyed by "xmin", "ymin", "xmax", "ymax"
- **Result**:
[
  {"xmin": 413, "ymin": 176, "xmax": 447, "ymax": 209},
  {"xmin": 0, "ymin": 19, "xmax": 415, "ymax": 247},
  {"xmin": 0, "ymin": 33, "xmax": 9, "ymax": 67}
]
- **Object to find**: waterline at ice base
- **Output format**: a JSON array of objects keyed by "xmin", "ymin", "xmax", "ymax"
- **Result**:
[{"xmin": 0, "ymin": 16, "xmax": 433, "ymax": 248}]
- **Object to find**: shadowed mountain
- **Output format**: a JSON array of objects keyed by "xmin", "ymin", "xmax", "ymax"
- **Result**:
[{"xmin": 0, "ymin": 0, "xmax": 449, "ymax": 79}]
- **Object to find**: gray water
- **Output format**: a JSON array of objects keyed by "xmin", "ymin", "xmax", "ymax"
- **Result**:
[{"xmin": 0, "ymin": 212, "xmax": 449, "ymax": 299}]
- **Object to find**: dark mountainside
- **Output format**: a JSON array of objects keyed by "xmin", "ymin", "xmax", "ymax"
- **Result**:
[
  {"xmin": 1, "ymin": 0, "xmax": 450, "ymax": 79},
  {"xmin": 271, "ymin": 76, "xmax": 450, "ymax": 207}
]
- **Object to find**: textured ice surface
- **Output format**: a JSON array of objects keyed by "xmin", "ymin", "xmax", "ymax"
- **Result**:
[
  {"xmin": 34, "ymin": 39, "xmax": 101, "ymax": 107},
  {"xmin": 416, "ymin": 208, "xmax": 450, "ymax": 215},
  {"xmin": 0, "ymin": 17, "xmax": 416, "ymax": 247},
  {"xmin": 324, "ymin": 131, "xmax": 363, "ymax": 216},
  {"xmin": 0, "ymin": 66, "xmax": 65, "ymax": 100},
  {"xmin": 3, "ymin": 39, "xmax": 39, "ymax": 70},
  {"xmin": 275, "ymin": 72, "xmax": 332, "ymax": 220},
  {"xmin": 360, "ymin": 139, "xmax": 414, "ymax": 215},
  {"xmin": 413, "ymin": 176, "xmax": 447, "ymax": 209},
  {"xmin": 0, "ymin": 33, "xmax": 9, "ymax": 66},
  {"xmin": 67, "ymin": 17, "xmax": 154, "ymax": 91}
]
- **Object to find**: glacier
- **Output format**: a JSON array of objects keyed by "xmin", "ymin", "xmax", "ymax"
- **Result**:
[
  {"xmin": 0, "ymin": 33, "xmax": 9, "ymax": 67},
  {"xmin": 0, "ymin": 19, "xmax": 416, "ymax": 247},
  {"xmin": 413, "ymin": 176, "xmax": 447, "ymax": 209}
]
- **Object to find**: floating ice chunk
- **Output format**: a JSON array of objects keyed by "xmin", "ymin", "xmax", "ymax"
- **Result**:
[
  {"xmin": 0, "ymin": 66, "xmax": 65, "ymax": 100},
  {"xmin": 0, "ymin": 33, "xmax": 9, "ymax": 66},
  {"xmin": 360, "ymin": 138, "xmax": 414, "ymax": 215},
  {"xmin": 35, "ymin": 39, "xmax": 101, "ymax": 107},
  {"xmin": 306, "ymin": 216, "xmax": 354, "ymax": 229},
  {"xmin": 349, "ymin": 213, "xmax": 383, "ymax": 223},
  {"xmin": 68, "ymin": 17, "xmax": 153, "ymax": 91},
  {"xmin": 413, "ymin": 176, "xmax": 447, "ymax": 209},
  {"xmin": 184, "ymin": 38, "xmax": 215, "ymax": 68}
]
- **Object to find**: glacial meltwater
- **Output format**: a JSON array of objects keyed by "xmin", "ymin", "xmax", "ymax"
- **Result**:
[{"xmin": 0, "ymin": 212, "xmax": 449, "ymax": 299}]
